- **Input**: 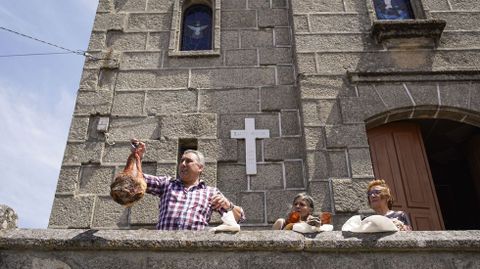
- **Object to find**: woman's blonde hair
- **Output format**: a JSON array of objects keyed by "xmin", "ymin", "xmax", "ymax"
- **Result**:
[{"xmin": 367, "ymin": 179, "xmax": 393, "ymax": 209}]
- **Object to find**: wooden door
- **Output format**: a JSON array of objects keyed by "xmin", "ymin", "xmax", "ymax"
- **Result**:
[{"xmin": 367, "ymin": 122, "xmax": 444, "ymax": 230}]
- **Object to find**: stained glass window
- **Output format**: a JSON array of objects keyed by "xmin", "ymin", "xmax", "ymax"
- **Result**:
[
  {"xmin": 181, "ymin": 5, "xmax": 212, "ymax": 51},
  {"xmin": 373, "ymin": 0, "xmax": 415, "ymax": 20}
]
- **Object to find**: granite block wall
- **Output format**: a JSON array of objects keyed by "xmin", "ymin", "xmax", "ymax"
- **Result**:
[
  {"xmin": 49, "ymin": 0, "xmax": 305, "ymax": 229},
  {"xmin": 49, "ymin": 0, "xmax": 480, "ymax": 230},
  {"xmin": 290, "ymin": 0, "xmax": 480, "ymax": 218}
]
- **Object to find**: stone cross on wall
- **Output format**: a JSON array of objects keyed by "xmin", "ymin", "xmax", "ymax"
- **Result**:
[{"xmin": 231, "ymin": 118, "xmax": 270, "ymax": 175}]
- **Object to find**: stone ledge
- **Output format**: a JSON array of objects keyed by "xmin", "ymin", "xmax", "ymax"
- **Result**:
[
  {"xmin": 2, "ymin": 230, "xmax": 479, "ymax": 268},
  {"xmin": 168, "ymin": 49, "xmax": 221, "ymax": 57},
  {"xmin": 371, "ymin": 19, "xmax": 446, "ymax": 44},
  {"xmin": 1, "ymin": 229, "xmax": 479, "ymax": 252},
  {"xmin": 347, "ymin": 70, "xmax": 480, "ymax": 83},
  {"xmin": 0, "ymin": 230, "xmax": 304, "ymax": 251}
]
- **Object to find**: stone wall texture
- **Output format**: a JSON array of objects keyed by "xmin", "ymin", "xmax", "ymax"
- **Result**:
[
  {"xmin": 290, "ymin": 0, "xmax": 480, "ymax": 217},
  {"xmin": 0, "ymin": 205, "xmax": 17, "ymax": 230},
  {"xmin": 1, "ymin": 230, "xmax": 479, "ymax": 269},
  {"xmin": 50, "ymin": 0, "xmax": 303, "ymax": 229},
  {"xmin": 49, "ymin": 0, "xmax": 480, "ymax": 229}
]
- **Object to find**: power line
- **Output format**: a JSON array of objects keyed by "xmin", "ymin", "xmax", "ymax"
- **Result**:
[
  {"xmin": 0, "ymin": 26, "xmax": 116, "ymax": 62},
  {"xmin": 0, "ymin": 26, "xmax": 86, "ymax": 55},
  {"xmin": 0, "ymin": 52, "xmax": 74, "ymax": 58}
]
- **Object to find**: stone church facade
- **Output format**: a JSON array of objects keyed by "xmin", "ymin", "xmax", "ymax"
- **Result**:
[{"xmin": 49, "ymin": 0, "xmax": 480, "ymax": 231}]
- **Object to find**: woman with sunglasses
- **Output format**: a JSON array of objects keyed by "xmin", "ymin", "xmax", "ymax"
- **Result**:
[{"xmin": 367, "ymin": 179, "xmax": 412, "ymax": 231}]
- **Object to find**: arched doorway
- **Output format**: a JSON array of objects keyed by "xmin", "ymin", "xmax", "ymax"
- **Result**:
[
  {"xmin": 367, "ymin": 119, "xmax": 480, "ymax": 230},
  {"xmin": 416, "ymin": 119, "xmax": 480, "ymax": 230}
]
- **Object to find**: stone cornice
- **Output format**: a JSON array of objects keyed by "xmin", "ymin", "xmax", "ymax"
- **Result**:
[
  {"xmin": 1, "ymin": 229, "xmax": 479, "ymax": 252},
  {"xmin": 371, "ymin": 19, "xmax": 447, "ymax": 44},
  {"xmin": 347, "ymin": 70, "xmax": 480, "ymax": 83}
]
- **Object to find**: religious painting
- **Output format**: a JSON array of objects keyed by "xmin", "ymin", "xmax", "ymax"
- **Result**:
[
  {"xmin": 373, "ymin": 0, "xmax": 415, "ymax": 20},
  {"xmin": 181, "ymin": 4, "xmax": 212, "ymax": 51}
]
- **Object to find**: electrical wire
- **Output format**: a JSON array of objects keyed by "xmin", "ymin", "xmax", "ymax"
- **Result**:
[
  {"xmin": 0, "ymin": 26, "xmax": 116, "ymax": 62},
  {"xmin": 0, "ymin": 52, "xmax": 74, "ymax": 58}
]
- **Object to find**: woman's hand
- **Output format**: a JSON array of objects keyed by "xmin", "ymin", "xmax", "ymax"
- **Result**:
[
  {"xmin": 306, "ymin": 215, "xmax": 321, "ymax": 227},
  {"xmin": 391, "ymin": 218, "xmax": 411, "ymax": 231}
]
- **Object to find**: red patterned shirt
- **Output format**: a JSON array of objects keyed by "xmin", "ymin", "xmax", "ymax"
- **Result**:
[{"xmin": 144, "ymin": 174, "xmax": 245, "ymax": 230}]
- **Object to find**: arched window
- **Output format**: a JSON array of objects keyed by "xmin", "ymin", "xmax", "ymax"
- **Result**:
[
  {"xmin": 373, "ymin": 0, "xmax": 414, "ymax": 20},
  {"xmin": 181, "ymin": 4, "xmax": 213, "ymax": 51}
]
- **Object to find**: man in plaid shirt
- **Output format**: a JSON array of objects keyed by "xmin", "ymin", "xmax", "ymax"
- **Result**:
[{"xmin": 131, "ymin": 140, "xmax": 245, "ymax": 230}]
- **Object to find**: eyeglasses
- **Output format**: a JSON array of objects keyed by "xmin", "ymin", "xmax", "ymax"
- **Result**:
[{"xmin": 367, "ymin": 189, "xmax": 382, "ymax": 197}]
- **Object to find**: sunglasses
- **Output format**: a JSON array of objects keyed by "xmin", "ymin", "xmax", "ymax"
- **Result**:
[{"xmin": 367, "ymin": 189, "xmax": 382, "ymax": 197}]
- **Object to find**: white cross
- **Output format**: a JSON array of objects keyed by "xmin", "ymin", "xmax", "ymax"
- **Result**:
[{"xmin": 231, "ymin": 118, "xmax": 270, "ymax": 175}]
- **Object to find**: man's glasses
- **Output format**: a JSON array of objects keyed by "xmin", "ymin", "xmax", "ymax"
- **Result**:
[{"xmin": 367, "ymin": 189, "xmax": 382, "ymax": 197}]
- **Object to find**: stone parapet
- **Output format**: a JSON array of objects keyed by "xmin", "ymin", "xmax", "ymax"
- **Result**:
[
  {"xmin": 1, "ymin": 229, "xmax": 478, "ymax": 251},
  {"xmin": 1, "ymin": 230, "xmax": 479, "ymax": 268}
]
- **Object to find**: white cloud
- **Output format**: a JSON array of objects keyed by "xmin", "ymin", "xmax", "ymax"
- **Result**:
[
  {"xmin": 0, "ymin": 0, "xmax": 99, "ymax": 229},
  {"xmin": 0, "ymin": 79, "xmax": 76, "ymax": 228},
  {"xmin": 0, "ymin": 83, "xmax": 74, "ymax": 168}
]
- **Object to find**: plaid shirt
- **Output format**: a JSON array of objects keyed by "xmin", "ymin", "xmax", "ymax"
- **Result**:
[{"xmin": 144, "ymin": 174, "xmax": 245, "ymax": 230}]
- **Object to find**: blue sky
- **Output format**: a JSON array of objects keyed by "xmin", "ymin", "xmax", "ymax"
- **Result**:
[{"xmin": 0, "ymin": 1, "xmax": 98, "ymax": 228}]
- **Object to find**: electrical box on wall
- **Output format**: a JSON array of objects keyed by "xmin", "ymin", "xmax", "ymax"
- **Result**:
[{"xmin": 97, "ymin": 117, "xmax": 110, "ymax": 132}]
